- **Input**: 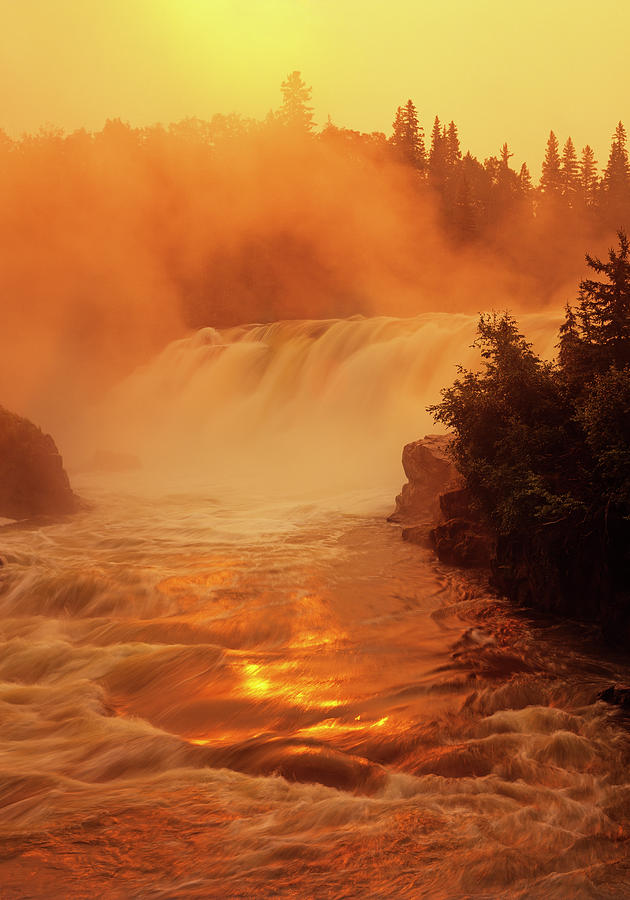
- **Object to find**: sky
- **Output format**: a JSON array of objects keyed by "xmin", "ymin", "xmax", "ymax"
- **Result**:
[{"xmin": 1, "ymin": 0, "xmax": 628, "ymax": 172}]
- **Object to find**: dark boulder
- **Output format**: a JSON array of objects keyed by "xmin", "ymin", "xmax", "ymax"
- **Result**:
[{"xmin": 0, "ymin": 406, "xmax": 79, "ymax": 520}]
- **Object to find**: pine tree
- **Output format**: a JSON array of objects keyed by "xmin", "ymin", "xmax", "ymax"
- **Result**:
[
  {"xmin": 558, "ymin": 303, "xmax": 589, "ymax": 385},
  {"xmin": 278, "ymin": 71, "xmax": 315, "ymax": 132},
  {"xmin": 407, "ymin": 99, "xmax": 427, "ymax": 170},
  {"xmin": 579, "ymin": 145, "xmax": 599, "ymax": 207},
  {"xmin": 429, "ymin": 115, "xmax": 447, "ymax": 185},
  {"xmin": 491, "ymin": 143, "xmax": 519, "ymax": 216},
  {"xmin": 570, "ymin": 230, "xmax": 630, "ymax": 370},
  {"xmin": 602, "ymin": 121, "xmax": 630, "ymax": 213},
  {"xmin": 518, "ymin": 162, "xmax": 533, "ymax": 195},
  {"xmin": 391, "ymin": 106, "xmax": 405, "ymax": 153},
  {"xmin": 390, "ymin": 100, "xmax": 426, "ymax": 170},
  {"xmin": 540, "ymin": 131, "xmax": 563, "ymax": 197},
  {"xmin": 446, "ymin": 121, "xmax": 461, "ymax": 168},
  {"xmin": 561, "ymin": 137, "xmax": 579, "ymax": 204}
]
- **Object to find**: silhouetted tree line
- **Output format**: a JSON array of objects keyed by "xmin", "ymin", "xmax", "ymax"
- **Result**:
[
  {"xmin": 384, "ymin": 97, "xmax": 630, "ymax": 239},
  {"xmin": 3, "ymin": 73, "xmax": 626, "ymax": 240},
  {"xmin": 429, "ymin": 233, "xmax": 630, "ymax": 636},
  {"xmin": 0, "ymin": 71, "xmax": 628, "ymax": 333}
]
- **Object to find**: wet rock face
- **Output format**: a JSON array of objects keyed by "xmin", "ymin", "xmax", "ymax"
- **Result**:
[
  {"xmin": 390, "ymin": 435, "xmax": 459, "ymax": 524},
  {"xmin": 491, "ymin": 511, "xmax": 630, "ymax": 643},
  {"xmin": 0, "ymin": 406, "xmax": 79, "ymax": 520},
  {"xmin": 392, "ymin": 437, "xmax": 494, "ymax": 568}
]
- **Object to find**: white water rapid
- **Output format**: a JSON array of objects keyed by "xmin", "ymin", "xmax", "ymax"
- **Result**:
[{"xmin": 3, "ymin": 313, "xmax": 630, "ymax": 898}]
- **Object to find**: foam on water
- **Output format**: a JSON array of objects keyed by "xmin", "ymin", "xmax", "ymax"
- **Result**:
[{"xmin": 2, "ymin": 314, "xmax": 630, "ymax": 898}]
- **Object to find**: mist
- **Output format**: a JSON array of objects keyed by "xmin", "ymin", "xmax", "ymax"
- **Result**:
[{"xmin": 0, "ymin": 115, "xmax": 615, "ymax": 444}]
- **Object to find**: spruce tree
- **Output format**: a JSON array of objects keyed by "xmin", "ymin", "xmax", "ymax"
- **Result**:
[
  {"xmin": 561, "ymin": 137, "xmax": 579, "ymax": 204},
  {"xmin": 579, "ymin": 145, "xmax": 599, "ymax": 207},
  {"xmin": 568, "ymin": 230, "xmax": 630, "ymax": 370},
  {"xmin": 391, "ymin": 106, "xmax": 405, "ymax": 153},
  {"xmin": 429, "ymin": 116, "xmax": 447, "ymax": 185},
  {"xmin": 540, "ymin": 130, "xmax": 563, "ymax": 197},
  {"xmin": 390, "ymin": 101, "xmax": 426, "ymax": 170},
  {"xmin": 278, "ymin": 71, "xmax": 315, "ymax": 132},
  {"xmin": 518, "ymin": 162, "xmax": 533, "ymax": 195},
  {"xmin": 446, "ymin": 121, "xmax": 461, "ymax": 168},
  {"xmin": 602, "ymin": 121, "xmax": 630, "ymax": 216}
]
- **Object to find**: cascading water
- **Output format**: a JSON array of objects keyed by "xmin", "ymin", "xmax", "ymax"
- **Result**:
[
  {"xmin": 85, "ymin": 312, "xmax": 560, "ymax": 504},
  {"xmin": 2, "ymin": 313, "xmax": 630, "ymax": 899}
]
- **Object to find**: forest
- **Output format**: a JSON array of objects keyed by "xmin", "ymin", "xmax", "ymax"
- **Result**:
[{"xmin": 1, "ymin": 72, "xmax": 629, "ymax": 418}]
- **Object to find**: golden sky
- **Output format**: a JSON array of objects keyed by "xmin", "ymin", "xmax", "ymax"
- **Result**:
[{"xmin": 2, "ymin": 0, "xmax": 628, "ymax": 170}]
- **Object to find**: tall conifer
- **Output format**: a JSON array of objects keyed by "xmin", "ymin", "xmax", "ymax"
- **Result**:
[
  {"xmin": 561, "ymin": 137, "xmax": 579, "ymax": 203},
  {"xmin": 602, "ymin": 122, "xmax": 630, "ymax": 204},
  {"xmin": 579, "ymin": 145, "xmax": 599, "ymax": 206},
  {"xmin": 540, "ymin": 131, "xmax": 563, "ymax": 196}
]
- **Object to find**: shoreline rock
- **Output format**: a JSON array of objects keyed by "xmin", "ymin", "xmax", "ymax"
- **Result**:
[
  {"xmin": 391, "ymin": 435, "xmax": 494, "ymax": 568},
  {"xmin": 389, "ymin": 435, "xmax": 460, "ymax": 527},
  {"xmin": 0, "ymin": 406, "xmax": 79, "ymax": 521},
  {"xmin": 392, "ymin": 434, "xmax": 630, "ymax": 645}
]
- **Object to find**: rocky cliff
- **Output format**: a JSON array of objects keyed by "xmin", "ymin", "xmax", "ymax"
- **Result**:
[
  {"xmin": 391, "ymin": 435, "xmax": 494, "ymax": 567},
  {"xmin": 0, "ymin": 406, "xmax": 79, "ymax": 520},
  {"xmin": 393, "ymin": 435, "xmax": 630, "ymax": 644}
]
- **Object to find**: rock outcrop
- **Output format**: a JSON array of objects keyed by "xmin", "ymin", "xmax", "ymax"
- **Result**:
[
  {"xmin": 0, "ymin": 406, "xmax": 79, "ymax": 520},
  {"xmin": 393, "ymin": 434, "xmax": 630, "ymax": 642},
  {"xmin": 392, "ymin": 436, "xmax": 494, "ymax": 567},
  {"xmin": 389, "ymin": 435, "xmax": 460, "ymax": 525}
]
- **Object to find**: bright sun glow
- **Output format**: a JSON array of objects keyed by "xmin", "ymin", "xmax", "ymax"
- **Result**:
[{"xmin": 2, "ymin": 0, "xmax": 629, "ymax": 167}]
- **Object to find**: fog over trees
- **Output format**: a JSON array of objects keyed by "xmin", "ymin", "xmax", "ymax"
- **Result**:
[{"xmin": 1, "ymin": 72, "xmax": 628, "ymax": 415}]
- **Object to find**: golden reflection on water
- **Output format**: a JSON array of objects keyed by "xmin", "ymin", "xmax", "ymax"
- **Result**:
[
  {"xmin": 296, "ymin": 715, "xmax": 390, "ymax": 740},
  {"xmin": 238, "ymin": 659, "xmax": 341, "ymax": 710}
]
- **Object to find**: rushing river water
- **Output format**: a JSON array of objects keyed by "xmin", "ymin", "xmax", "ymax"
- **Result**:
[{"xmin": 2, "ymin": 315, "xmax": 630, "ymax": 898}]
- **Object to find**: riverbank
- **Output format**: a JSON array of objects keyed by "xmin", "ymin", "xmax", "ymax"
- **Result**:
[{"xmin": 393, "ymin": 434, "xmax": 630, "ymax": 653}]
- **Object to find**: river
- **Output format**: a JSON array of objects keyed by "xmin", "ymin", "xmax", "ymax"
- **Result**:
[{"xmin": 2, "ymin": 314, "xmax": 630, "ymax": 898}]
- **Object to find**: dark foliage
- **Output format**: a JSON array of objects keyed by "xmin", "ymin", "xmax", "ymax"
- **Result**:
[
  {"xmin": 430, "ymin": 231, "xmax": 630, "ymax": 534},
  {"xmin": 429, "ymin": 232, "xmax": 630, "ymax": 633}
]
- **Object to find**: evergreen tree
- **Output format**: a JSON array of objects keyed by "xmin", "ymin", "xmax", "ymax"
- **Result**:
[
  {"xmin": 429, "ymin": 116, "xmax": 447, "ymax": 185},
  {"xmin": 518, "ymin": 162, "xmax": 533, "ymax": 194},
  {"xmin": 558, "ymin": 302, "xmax": 589, "ymax": 386},
  {"xmin": 562, "ymin": 231, "xmax": 630, "ymax": 374},
  {"xmin": 561, "ymin": 136, "xmax": 579, "ymax": 204},
  {"xmin": 278, "ymin": 71, "xmax": 315, "ymax": 132},
  {"xmin": 390, "ymin": 101, "xmax": 426, "ymax": 170},
  {"xmin": 391, "ymin": 106, "xmax": 405, "ymax": 153},
  {"xmin": 540, "ymin": 130, "xmax": 563, "ymax": 197},
  {"xmin": 428, "ymin": 312, "xmax": 569, "ymax": 533},
  {"xmin": 602, "ymin": 121, "xmax": 630, "ymax": 215},
  {"xmin": 579, "ymin": 145, "xmax": 599, "ymax": 207},
  {"xmin": 493, "ymin": 143, "xmax": 519, "ymax": 216},
  {"xmin": 579, "ymin": 230, "xmax": 630, "ymax": 368},
  {"xmin": 446, "ymin": 121, "xmax": 461, "ymax": 168},
  {"xmin": 408, "ymin": 101, "xmax": 426, "ymax": 169}
]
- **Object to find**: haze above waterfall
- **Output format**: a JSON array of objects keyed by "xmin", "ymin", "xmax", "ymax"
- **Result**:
[{"xmin": 72, "ymin": 313, "xmax": 561, "ymax": 510}]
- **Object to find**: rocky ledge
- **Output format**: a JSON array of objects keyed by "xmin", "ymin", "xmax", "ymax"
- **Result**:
[
  {"xmin": 392, "ymin": 434, "xmax": 630, "ymax": 648},
  {"xmin": 390, "ymin": 435, "xmax": 494, "ymax": 568},
  {"xmin": 0, "ymin": 405, "xmax": 79, "ymax": 521}
]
